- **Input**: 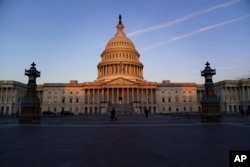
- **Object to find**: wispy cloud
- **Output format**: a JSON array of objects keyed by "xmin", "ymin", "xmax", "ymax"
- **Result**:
[
  {"xmin": 141, "ymin": 14, "xmax": 250, "ymax": 51},
  {"xmin": 128, "ymin": 0, "xmax": 240, "ymax": 37}
]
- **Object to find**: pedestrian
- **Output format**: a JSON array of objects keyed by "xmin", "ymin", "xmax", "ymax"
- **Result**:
[
  {"xmin": 145, "ymin": 108, "xmax": 149, "ymax": 118},
  {"xmin": 111, "ymin": 107, "xmax": 117, "ymax": 121}
]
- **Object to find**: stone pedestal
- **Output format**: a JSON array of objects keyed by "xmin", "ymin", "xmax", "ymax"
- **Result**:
[
  {"xmin": 200, "ymin": 96, "xmax": 222, "ymax": 122},
  {"xmin": 19, "ymin": 97, "xmax": 41, "ymax": 124},
  {"xmin": 19, "ymin": 62, "xmax": 41, "ymax": 124}
]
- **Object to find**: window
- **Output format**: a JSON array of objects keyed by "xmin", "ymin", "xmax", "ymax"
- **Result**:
[
  {"xmin": 168, "ymin": 98, "xmax": 171, "ymax": 103},
  {"xmin": 175, "ymin": 96, "xmax": 179, "ymax": 102},
  {"xmin": 48, "ymin": 97, "xmax": 52, "ymax": 103},
  {"xmin": 189, "ymin": 96, "xmax": 193, "ymax": 102},
  {"xmin": 53, "ymin": 97, "xmax": 58, "ymax": 103},
  {"xmin": 183, "ymin": 96, "xmax": 186, "ymax": 102},
  {"xmin": 162, "ymin": 98, "xmax": 165, "ymax": 103},
  {"xmin": 76, "ymin": 98, "xmax": 79, "ymax": 103},
  {"xmin": 62, "ymin": 97, "xmax": 65, "ymax": 103},
  {"xmin": 169, "ymin": 107, "xmax": 171, "ymax": 111},
  {"xmin": 70, "ymin": 98, "xmax": 72, "ymax": 103}
]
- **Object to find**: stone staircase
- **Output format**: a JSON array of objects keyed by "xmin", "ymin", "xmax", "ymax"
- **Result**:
[{"xmin": 108, "ymin": 103, "xmax": 133, "ymax": 115}]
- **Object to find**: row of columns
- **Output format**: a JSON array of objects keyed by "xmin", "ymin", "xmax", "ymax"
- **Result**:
[
  {"xmin": 98, "ymin": 64, "xmax": 143, "ymax": 77},
  {"xmin": 197, "ymin": 90, "xmax": 205, "ymax": 101},
  {"xmin": 219, "ymin": 86, "xmax": 250, "ymax": 112},
  {"xmin": 102, "ymin": 53, "xmax": 138, "ymax": 61},
  {"xmin": 222, "ymin": 86, "xmax": 250, "ymax": 102},
  {"xmin": 0, "ymin": 87, "xmax": 18, "ymax": 115},
  {"xmin": 0, "ymin": 87, "xmax": 15, "ymax": 103},
  {"xmin": 83, "ymin": 87, "xmax": 155, "ymax": 104}
]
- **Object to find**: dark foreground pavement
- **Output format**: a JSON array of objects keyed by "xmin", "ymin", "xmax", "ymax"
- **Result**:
[{"xmin": 0, "ymin": 115, "xmax": 250, "ymax": 167}]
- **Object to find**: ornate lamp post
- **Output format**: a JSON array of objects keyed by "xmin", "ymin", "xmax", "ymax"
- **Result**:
[
  {"xmin": 19, "ymin": 62, "xmax": 41, "ymax": 124},
  {"xmin": 200, "ymin": 62, "xmax": 222, "ymax": 122}
]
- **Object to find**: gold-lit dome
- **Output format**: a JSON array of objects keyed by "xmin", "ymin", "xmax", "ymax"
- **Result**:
[
  {"xmin": 97, "ymin": 15, "xmax": 144, "ymax": 82},
  {"xmin": 105, "ymin": 35, "xmax": 136, "ymax": 50},
  {"xmin": 105, "ymin": 19, "xmax": 136, "ymax": 50}
]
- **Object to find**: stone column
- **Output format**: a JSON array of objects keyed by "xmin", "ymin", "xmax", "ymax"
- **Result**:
[
  {"xmin": 141, "ymin": 89, "xmax": 144, "ymax": 103},
  {"xmin": 151, "ymin": 88, "xmax": 153, "ymax": 104},
  {"xmin": 88, "ymin": 89, "xmax": 91, "ymax": 104},
  {"xmin": 112, "ymin": 88, "xmax": 114, "ymax": 104},
  {"xmin": 107, "ymin": 88, "xmax": 109, "ymax": 102},
  {"xmin": 122, "ymin": 87, "xmax": 124, "ymax": 103},
  {"xmin": 97, "ymin": 89, "xmax": 100, "ymax": 104},
  {"xmin": 124, "ymin": 64, "xmax": 127, "ymax": 75},
  {"xmin": 146, "ymin": 88, "xmax": 148, "ymax": 104},
  {"xmin": 101, "ymin": 88, "xmax": 104, "ymax": 102},
  {"xmin": 129, "ymin": 65, "xmax": 131, "ymax": 75},
  {"xmin": 83, "ymin": 89, "xmax": 86, "ymax": 104},
  {"xmin": 131, "ymin": 88, "xmax": 133, "ymax": 102},
  {"xmin": 106, "ymin": 65, "xmax": 108, "ymax": 76},
  {"xmin": 136, "ymin": 88, "xmax": 139, "ymax": 102},
  {"xmin": 93, "ymin": 89, "xmax": 96, "ymax": 104}
]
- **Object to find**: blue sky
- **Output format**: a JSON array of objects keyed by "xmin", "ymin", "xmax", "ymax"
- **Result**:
[{"xmin": 0, "ymin": 0, "xmax": 249, "ymax": 84}]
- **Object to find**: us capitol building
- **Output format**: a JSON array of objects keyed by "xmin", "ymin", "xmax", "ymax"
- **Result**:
[{"xmin": 1, "ymin": 16, "xmax": 250, "ymax": 115}]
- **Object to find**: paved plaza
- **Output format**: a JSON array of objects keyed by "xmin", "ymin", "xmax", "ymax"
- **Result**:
[{"xmin": 0, "ymin": 114, "xmax": 250, "ymax": 167}]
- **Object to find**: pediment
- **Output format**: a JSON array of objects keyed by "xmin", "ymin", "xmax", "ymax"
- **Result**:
[{"xmin": 105, "ymin": 77, "xmax": 137, "ymax": 85}]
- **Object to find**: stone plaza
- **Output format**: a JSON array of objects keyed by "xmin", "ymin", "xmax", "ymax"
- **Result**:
[{"xmin": 1, "ymin": 114, "xmax": 250, "ymax": 167}]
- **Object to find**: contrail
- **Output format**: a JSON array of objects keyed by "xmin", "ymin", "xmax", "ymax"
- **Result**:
[
  {"xmin": 128, "ymin": 0, "xmax": 240, "ymax": 37},
  {"xmin": 141, "ymin": 14, "xmax": 250, "ymax": 51}
]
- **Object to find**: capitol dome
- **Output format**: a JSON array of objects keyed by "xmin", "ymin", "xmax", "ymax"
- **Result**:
[
  {"xmin": 105, "ymin": 21, "xmax": 136, "ymax": 50},
  {"xmin": 97, "ymin": 15, "xmax": 144, "ymax": 82}
]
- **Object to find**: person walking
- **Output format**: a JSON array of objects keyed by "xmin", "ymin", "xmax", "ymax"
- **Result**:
[
  {"xmin": 144, "ymin": 108, "xmax": 149, "ymax": 118},
  {"xmin": 111, "ymin": 107, "xmax": 117, "ymax": 121}
]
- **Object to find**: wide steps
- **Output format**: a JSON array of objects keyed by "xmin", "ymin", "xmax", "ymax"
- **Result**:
[{"xmin": 108, "ymin": 103, "xmax": 133, "ymax": 115}]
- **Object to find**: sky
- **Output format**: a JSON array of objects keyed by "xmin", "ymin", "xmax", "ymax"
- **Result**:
[{"xmin": 0, "ymin": 0, "xmax": 250, "ymax": 84}]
